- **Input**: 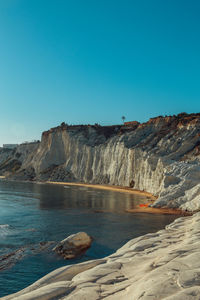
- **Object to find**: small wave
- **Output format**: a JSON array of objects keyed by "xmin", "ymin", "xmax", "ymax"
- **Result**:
[
  {"xmin": 0, "ymin": 224, "xmax": 11, "ymax": 236},
  {"xmin": 0, "ymin": 224, "xmax": 10, "ymax": 229}
]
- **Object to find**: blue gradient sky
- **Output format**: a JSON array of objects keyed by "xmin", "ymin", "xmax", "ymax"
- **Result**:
[{"xmin": 0, "ymin": 0, "xmax": 199, "ymax": 145}]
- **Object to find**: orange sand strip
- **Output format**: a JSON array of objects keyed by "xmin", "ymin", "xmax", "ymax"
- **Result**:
[
  {"xmin": 126, "ymin": 207, "xmax": 193, "ymax": 216},
  {"xmin": 46, "ymin": 181, "xmax": 156, "ymax": 200},
  {"xmin": 46, "ymin": 182, "xmax": 192, "ymax": 215}
]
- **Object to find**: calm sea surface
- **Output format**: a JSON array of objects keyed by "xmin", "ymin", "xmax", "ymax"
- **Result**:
[{"xmin": 0, "ymin": 180, "xmax": 178, "ymax": 297}]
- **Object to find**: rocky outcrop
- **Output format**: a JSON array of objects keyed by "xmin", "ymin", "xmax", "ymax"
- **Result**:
[
  {"xmin": 3, "ymin": 212, "xmax": 200, "ymax": 300},
  {"xmin": 53, "ymin": 232, "xmax": 92, "ymax": 259},
  {"xmin": 0, "ymin": 113, "xmax": 200, "ymax": 210},
  {"xmin": 0, "ymin": 142, "xmax": 39, "ymax": 179},
  {"xmin": 153, "ymin": 162, "xmax": 200, "ymax": 211},
  {"xmin": 0, "ymin": 249, "xmax": 26, "ymax": 272},
  {"xmin": 0, "ymin": 241, "xmax": 55, "ymax": 272},
  {"xmin": 1, "ymin": 113, "xmax": 200, "ymax": 300}
]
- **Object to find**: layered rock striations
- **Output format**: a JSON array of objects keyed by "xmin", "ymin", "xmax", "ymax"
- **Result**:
[
  {"xmin": 1, "ymin": 113, "xmax": 200, "ymax": 300},
  {"xmin": 0, "ymin": 113, "xmax": 200, "ymax": 210},
  {"xmin": 3, "ymin": 212, "xmax": 200, "ymax": 300}
]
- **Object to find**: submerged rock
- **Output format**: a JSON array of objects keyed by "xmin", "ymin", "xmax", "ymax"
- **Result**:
[
  {"xmin": 0, "ymin": 248, "xmax": 25, "ymax": 271},
  {"xmin": 53, "ymin": 232, "xmax": 92, "ymax": 259},
  {"xmin": 0, "ymin": 241, "xmax": 55, "ymax": 272},
  {"xmin": 4, "ymin": 213, "xmax": 200, "ymax": 300}
]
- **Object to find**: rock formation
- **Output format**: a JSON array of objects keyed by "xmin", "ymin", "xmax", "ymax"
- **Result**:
[
  {"xmin": 1, "ymin": 113, "xmax": 200, "ymax": 299},
  {"xmin": 53, "ymin": 232, "xmax": 92, "ymax": 259},
  {"xmin": 2, "ymin": 212, "xmax": 200, "ymax": 300},
  {"xmin": 0, "ymin": 241, "xmax": 55, "ymax": 272},
  {"xmin": 0, "ymin": 113, "xmax": 200, "ymax": 211}
]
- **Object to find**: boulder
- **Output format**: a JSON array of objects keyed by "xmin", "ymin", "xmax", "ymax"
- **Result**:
[{"xmin": 53, "ymin": 232, "xmax": 92, "ymax": 259}]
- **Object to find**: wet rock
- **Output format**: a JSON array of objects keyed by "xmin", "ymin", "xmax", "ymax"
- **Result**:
[
  {"xmin": 4, "ymin": 213, "xmax": 200, "ymax": 300},
  {"xmin": 0, "ymin": 241, "xmax": 55, "ymax": 272},
  {"xmin": 53, "ymin": 232, "xmax": 92, "ymax": 259},
  {"xmin": 0, "ymin": 248, "xmax": 25, "ymax": 271},
  {"xmin": 32, "ymin": 241, "xmax": 55, "ymax": 254}
]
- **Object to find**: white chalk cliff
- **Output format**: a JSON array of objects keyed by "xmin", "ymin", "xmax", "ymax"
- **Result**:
[
  {"xmin": 1, "ymin": 113, "xmax": 200, "ymax": 299},
  {"xmin": 1, "ymin": 113, "xmax": 200, "ymax": 211}
]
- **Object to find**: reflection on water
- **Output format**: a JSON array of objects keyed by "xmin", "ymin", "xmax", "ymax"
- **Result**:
[
  {"xmin": 0, "ymin": 180, "xmax": 179, "ymax": 297},
  {"xmin": 36, "ymin": 183, "xmax": 147, "ymax": 211}
]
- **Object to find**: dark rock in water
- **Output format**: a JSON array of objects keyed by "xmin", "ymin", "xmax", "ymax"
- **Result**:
[
  {"xmin": 53, "ymin": 232, "xmax": 92, "ymax": 259},
  {"xmin": 0, "ymin": 248, "xmax": 25, "ymax": 271},
  {"xmin": 0, "ymin": 241, "xmax": 55, "ymax": 271},
  {"xmin": 26, "ymin": 241, "xmax": 55, "ymax": 253},
  {"xmin": 32, "ymin": 241, "xmax": 55, "ymax": 254}
]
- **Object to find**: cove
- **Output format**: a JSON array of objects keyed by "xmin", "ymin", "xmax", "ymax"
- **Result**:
[{"xmin": 0, "ymin": 180, "xmax": 178, "ymax": 297}]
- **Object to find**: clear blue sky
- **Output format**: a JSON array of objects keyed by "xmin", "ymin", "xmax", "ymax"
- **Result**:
[{"xmin": 0, "ymin": 0, "xmax": 199, "ymax": 145}]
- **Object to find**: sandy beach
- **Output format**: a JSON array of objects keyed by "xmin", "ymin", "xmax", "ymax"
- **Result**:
[
  {"xmin": 46, "ymin": 181, "xmax": 156, "ymax": 199},
  {"xmin": 126, "ymin": 207, "xmax": 193, "ymax": 216},
  {"xmin": 45, "ymin": 181, "xmax": 192, "ymax": 216}
]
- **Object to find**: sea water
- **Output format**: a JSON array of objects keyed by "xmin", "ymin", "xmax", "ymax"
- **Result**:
[{"xmin": 0, "ymin": 180, "xmax": 178, "ymax": 297}]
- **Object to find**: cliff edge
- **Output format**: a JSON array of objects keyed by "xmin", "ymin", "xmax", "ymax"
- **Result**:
[
  {"xmin": 1, "ymin": 113, "xmax": 200, "ymax": 300},
  {"xmin": 0, "ymin": 113, "xmax": 200, "ymax": 211}
]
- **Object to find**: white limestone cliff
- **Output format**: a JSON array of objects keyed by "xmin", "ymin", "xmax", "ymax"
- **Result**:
[
  {"xmin": 0, "ymin": 113, "xmax": 200, "ymax": 210},
  {"xmin": 1, "ymin": 113, "xmax": 200, "ymax": 299}
]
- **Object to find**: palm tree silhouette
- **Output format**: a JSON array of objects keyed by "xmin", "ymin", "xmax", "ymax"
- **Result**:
[{"xmin": 122, "ymin": 116, "xmax": 126, "ymax": 124}]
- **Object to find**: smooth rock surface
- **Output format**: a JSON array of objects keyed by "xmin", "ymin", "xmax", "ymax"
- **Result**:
[
  {"xmin": 2, "ymin": 213, "xmax": 200, "ymax": 300},
  {"xmin": 1, "ymin": 113, "xmax": 200, "ymax": 299},
  {"xmin": 53, "ymin": 232, "xmax": 92, "ymax": 259}
]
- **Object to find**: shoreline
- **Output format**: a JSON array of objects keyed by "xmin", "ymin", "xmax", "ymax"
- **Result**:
[
  {"xmin": 126, "ymin": 207, "xmax": 193, "ymax": 216},
  {"xmin": 46, "ymin": 180, "xmax": 157, "ymax": 198},
  {"xmin": 0, "ymin": 179, "xmax": 196, "ymax": 299},
  {"xmin": 46, "ymin": 181, "xmax": 192, "ymax": 216},
  {"xmin": 0, "ymin": 178, "xmax": 192, "ymax": 216},
  {"xmin": 3, "ymin": 213, "xmax": 200, "ymax": 300}
]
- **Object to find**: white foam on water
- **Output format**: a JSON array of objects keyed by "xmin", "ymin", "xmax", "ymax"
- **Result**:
[
  {"xmin": 0, "ymin": 224, "xmax": 11, "ymax": 236},
  {"xmin": 0, "ymin": 224, "xmax": 10, "ymax": 228}
]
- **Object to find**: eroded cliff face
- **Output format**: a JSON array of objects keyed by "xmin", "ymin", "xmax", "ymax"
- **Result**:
[
  {"xmin": 1, "ymin": 113, "xmax": 200, "ymax": 211},
  {"xmin": 0, "ymin": 142, "xmax": 39, "ymax": 178}
]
